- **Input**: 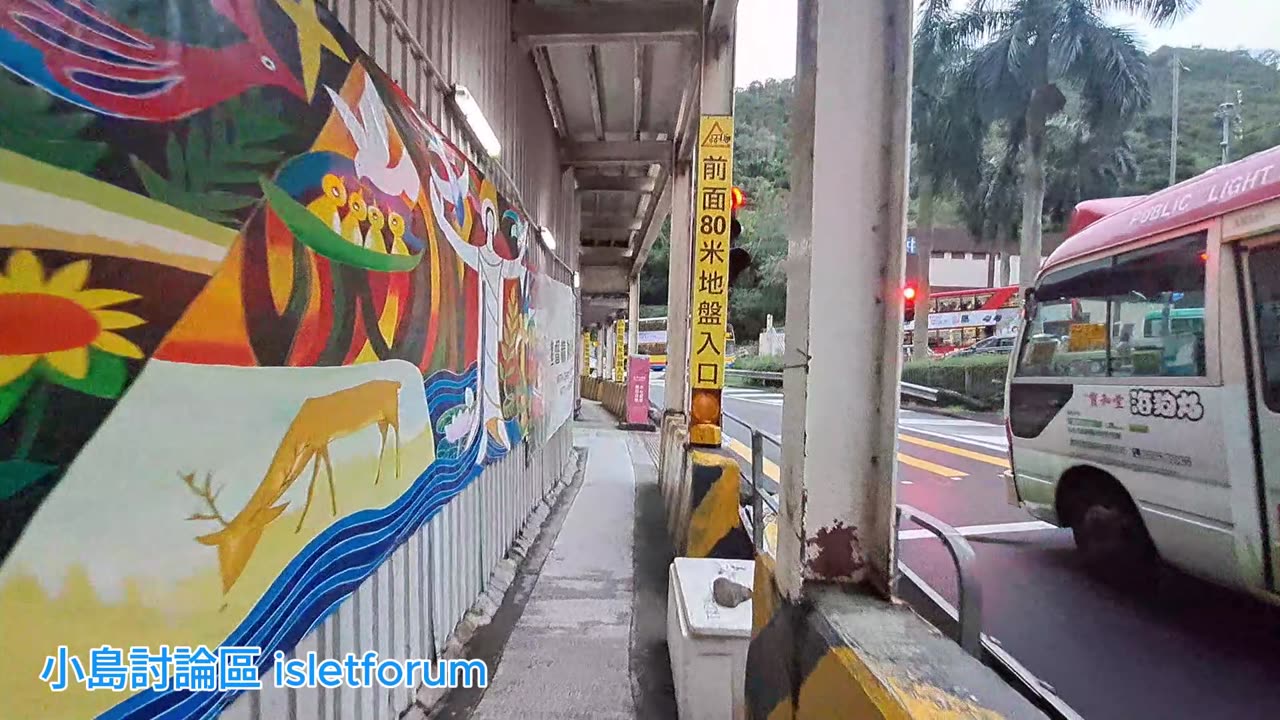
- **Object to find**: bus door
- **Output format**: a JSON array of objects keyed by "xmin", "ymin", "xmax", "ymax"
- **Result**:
[{"xmin": 1238, "ymin": 237, "xmax": 1280, "ymax": 592}]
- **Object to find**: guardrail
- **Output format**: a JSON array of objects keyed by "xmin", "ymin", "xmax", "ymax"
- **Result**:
[
  {"xmin": 896, "ymin": 504, "xmax": 982, "ymax": 656},
  {"xmin": 701, "ymin": 407, "xmax": 1079, "ymax": 719},
  {"xmin": 724, "ymin": 369, "xmax": 785, "ymax": 383},
  {"xmin": 718, "ymin": 410, "xmax": 981, "ymax": 650},
  {"xmin": 723, "ymin": 369, "xmax": 943, "ymax": 404}
]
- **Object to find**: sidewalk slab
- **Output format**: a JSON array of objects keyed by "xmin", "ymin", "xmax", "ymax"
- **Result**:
[{"xmin": 471, "ymin": 422, "xmax": 637, "ymax": 719}]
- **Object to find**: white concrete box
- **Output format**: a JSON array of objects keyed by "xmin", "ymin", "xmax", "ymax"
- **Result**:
[{"xmin": 666, "ymin": 557, "xmax": 755, "ymax": 720}]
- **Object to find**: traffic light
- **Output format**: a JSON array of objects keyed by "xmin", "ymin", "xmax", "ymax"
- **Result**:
[
  {"xmin": 728, "ymin": 186, "xmax": 751, "ymax": 285},
  {"xmin": 903, "ymin": 283, "xmax": 917, "ymax": 323}
]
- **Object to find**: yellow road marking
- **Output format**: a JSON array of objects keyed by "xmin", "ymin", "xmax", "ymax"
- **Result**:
[
  {"xmin": 726, "ymin": 436, "xmax": 781, "ymax": 480},
  {"xmin": 898, "ymin": 434, "xmax": 1009, "ymax": 469},
  {"xmin": 726, "ymin": 435, "xmax": 967, "ymax": 480},
  {"xmin": 898, "ymin": 454, "xmax": 968, "ymax": 478}
]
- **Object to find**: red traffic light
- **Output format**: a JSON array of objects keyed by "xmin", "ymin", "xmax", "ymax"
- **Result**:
[
  {"xmin": 731, "ymin": 186, "xmax": 747, "ymax": 211},
  {"xmin": 903, "ymin": 285, "xmax": 917, "ymax": 301}
]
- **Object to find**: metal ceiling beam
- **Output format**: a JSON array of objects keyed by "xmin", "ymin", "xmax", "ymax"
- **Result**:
[
  {"xmin": 583, "ymin": 215, "xmax": 644, "ymax": 232},
  {"xmin": 633, "ymin": 43, "xmax": 646, "ymax": 140},
  {"xmin": 582, "ymin": 226, "xmax": 637, "ymax": 241},
  {"xmin": 586, "ymin": 47, "xmax": 605, "ymax": 140},
  {"xmin": 576, "ymin": 175, "xmax": 657, "ymax": 193},
  {"xmin": 630, "ymin": 169, "xmax": 673, "ymax": 278},
  {"xmin": 514, "ymin": 2, "xmax": 701, "ymax": 47},
  {"xmin": 580, "ymin": 247, "xmax": 632, "ymax": 266},
  {"xmin": 531, "ymin": 47, "xmax": 567, "ymax": 139},
  {"xmin": 563, "ymin": 141, "xmax": 672, "ymax": 166}
]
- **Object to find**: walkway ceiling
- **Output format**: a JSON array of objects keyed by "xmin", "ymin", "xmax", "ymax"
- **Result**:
[{"xmin": 516, "ymin": 0, "xmax": 718, "ymax": 324}]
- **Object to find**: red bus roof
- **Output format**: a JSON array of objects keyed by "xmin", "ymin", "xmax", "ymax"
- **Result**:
[
  {"xmin": 1065, "ymin": 196, "xmax": 1146, "ymax": 237},
  {"xmin": 929, "ymin": 285, "xmax": 1016, "ymax": 298},
  {"xmin": 1043, "ymin": 144, "xmax": 1280, "ymax": 276}
]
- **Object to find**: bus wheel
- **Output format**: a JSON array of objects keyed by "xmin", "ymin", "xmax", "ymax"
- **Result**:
[{"xmin": 1066, "ymin": 479, "xmax": 1155, "ymax": 572}]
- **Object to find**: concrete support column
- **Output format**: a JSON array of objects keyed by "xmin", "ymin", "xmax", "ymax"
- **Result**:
[
  {"xmin": 661, "ymin": 0, "xmax": 734, "ymax": 420},
  {"xmin": 663, "ymin": 161, "xmax": 694, "ymax": 413},
  {"xmin": 777, "ymin": 0, "xmax": 912, "ymax": 600},
  {"xmin": 627, "ymin": 279, "xmax": 640, "ymax": 355}
]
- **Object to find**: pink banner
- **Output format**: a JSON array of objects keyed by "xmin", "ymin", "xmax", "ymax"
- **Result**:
[{"xmin": 626, "ymin": 356, "xmax": 652, "ymax": 425}]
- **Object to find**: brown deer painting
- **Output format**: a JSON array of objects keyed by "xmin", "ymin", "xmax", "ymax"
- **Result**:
[{"xmin": 186, "ymin": 379, "xmax": 402, "ymax": 593}]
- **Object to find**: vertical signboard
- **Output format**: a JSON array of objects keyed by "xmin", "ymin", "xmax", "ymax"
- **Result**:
[
  {"xmin": 626, "ymin": 356, "xmax": 652, "ymax": 425},
  {"xmin": 537, "ymin": 275, "xmax": 576, "ymax": 439},
  {"xmin": 582, "ymin": 332, "xmax": 591, "ymax": 376},
  {"xmin": 614, "ymin": 319, "xmax": 627, "ymax": 381},
  {"xmin": 690, "ymin": 115, "xmax": 734, "ymax": 446}
]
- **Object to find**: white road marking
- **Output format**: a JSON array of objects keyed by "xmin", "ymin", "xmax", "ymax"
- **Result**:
[
  {"xmin": 899, "ymin": 425, "xmax": 1008, "ymax": 452},
  {"xmin": 898, "ymin": 520, "xmax": 1055, "ymax": 541}
]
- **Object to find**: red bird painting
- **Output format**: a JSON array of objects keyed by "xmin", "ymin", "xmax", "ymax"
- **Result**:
[{"xmin": 0, "ymin": 0, "xmax": 345, "ymax": 121}]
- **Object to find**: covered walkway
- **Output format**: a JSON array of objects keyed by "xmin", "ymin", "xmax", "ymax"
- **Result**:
[{"xmin": 433, "ymin": 402, "xmax": 676, "ymax": 719}]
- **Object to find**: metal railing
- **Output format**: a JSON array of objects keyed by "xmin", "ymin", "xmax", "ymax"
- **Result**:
[
  {"xmin": 716, "ymin": 410, "xmax": 982, "ymax": 656},
  {"xmin": 651, "ymin": 393, "xmax": 1077, "ymax": 718},
  {"xmin": 721, "ymin": 409, "xmax": 781, "ymax": 549},
  {"xmin": 896, "ymin": 504, "xmax": 982, "ymax": 656}
]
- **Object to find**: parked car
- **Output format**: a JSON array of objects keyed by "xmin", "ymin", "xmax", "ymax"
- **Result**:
[{"xmin": 947, "ymin": 335, "xmax": 1016, "ymax": 358}]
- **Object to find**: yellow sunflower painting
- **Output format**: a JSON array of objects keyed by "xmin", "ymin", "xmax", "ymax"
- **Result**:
[{"xmin": 0, "ymin": 250, "xmax": 145, "ymax": 390}]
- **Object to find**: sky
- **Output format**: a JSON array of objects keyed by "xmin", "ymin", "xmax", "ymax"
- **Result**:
[{"xmin": 734, "ymin": 0, "xmax": 1280, "ymax": 86}]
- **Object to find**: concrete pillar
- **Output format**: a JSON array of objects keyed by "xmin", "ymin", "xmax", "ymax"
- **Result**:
[
  {"xmin": 777, "ymin": 0, "xmax": 912, "ymax": 600},
  {"xmin": 662, "ymin": 0, "xmax": 734, "ymax": 420},
  {"xmin": 663, "ymin": 161, "xmax": 694, "ymax": 413},
  {"xmin": 627, "ymin": 279, "xmax": 640, "ymax": 355}
]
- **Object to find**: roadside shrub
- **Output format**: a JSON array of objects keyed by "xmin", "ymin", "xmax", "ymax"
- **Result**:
[
  {"xmin": 900, "ymin": 355, "xmax": 1010, "ymax": 408},
  {"xmin": 729, "ymin": 353, "xmax": 784, "ymax": 387},
  {"xmin": 733, "ymin": 354, "xmax": 783, "ymax": 372}
]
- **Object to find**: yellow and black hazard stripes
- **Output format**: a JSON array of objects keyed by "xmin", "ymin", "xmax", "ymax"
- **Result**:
[
  {"xmin": 684, "ymin": 450, "xmax": 754, "ymax": 559},
  {"xmin": 746, "ymin": 554, "xmax": 797, "ymax": 720},
  {"xmin": 746, "ymin": 552, "xmax": 1017, "ymax": 720}
]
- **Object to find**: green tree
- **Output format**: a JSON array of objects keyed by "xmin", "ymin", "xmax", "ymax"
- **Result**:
[
  {"xmin": 954, "ymin": 0, "xmax": 1198, "ymax": 291},
  {"xmin": 910, "ymin": 0, "xmax": 986, "ymax": 357},
  {"xmin": 1044, "ymin": 118, "xmax": 1140, "ymax": 227}
]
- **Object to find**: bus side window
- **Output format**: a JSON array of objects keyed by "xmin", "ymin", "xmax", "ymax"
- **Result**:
[
  {"xmin": 1107, "ymin": 234, "xmax": 1206, "ymax": 378},
  {"xmin": 1248, "ymin": 246, "xmax": 1280, "ymax": 411}
]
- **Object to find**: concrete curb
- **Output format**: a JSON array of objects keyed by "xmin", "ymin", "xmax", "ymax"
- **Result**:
[{"xmin": 745, "ymin": 556, "xmax": 1047, "ymax": 720}]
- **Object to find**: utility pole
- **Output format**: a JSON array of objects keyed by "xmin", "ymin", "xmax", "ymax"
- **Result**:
[
  {"xmin": 1218, "ymin": 91, "xmax": 1239, "ymax": 165},
  {"xmin": 1169, "ymin": 56, "xmax": 1185, "ymax": 186},
  {"xmin": 1218, "ymin": 100, "xmax": 1236, "ymax": 165}
]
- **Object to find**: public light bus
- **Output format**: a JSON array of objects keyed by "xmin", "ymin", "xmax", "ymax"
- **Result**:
[
  {"xmin": 637, "ymin": 316, "xmax": 737, "ymax": 370},
  {"xmin": 903, "ymin": 285, "xmax": 1021, "ymax": 355},
  {"xmin": 1005, "ymin": 146, "xmax": 1280, "ymax": 600}
]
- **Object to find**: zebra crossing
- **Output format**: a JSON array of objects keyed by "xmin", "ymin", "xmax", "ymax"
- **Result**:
[
  {"xmin": 898, "ymin": 412, "xmax": 1008, "ymax": 452},
  {"xmin": 649, "ymin": 378, "xmax": 784, "ymax": 405}
]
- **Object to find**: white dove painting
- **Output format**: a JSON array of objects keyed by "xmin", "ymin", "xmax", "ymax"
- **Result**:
[{"xmin": 324, "ymin": 76, "xmax": 421, "ymax": 202}]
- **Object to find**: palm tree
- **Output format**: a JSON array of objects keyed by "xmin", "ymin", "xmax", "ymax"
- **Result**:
[
  {"xmin": 954, "ymin": 0, "xmax": 1197, "ymax": 292},
  {"xmin": 910, "ymin": 0, "xmax": 985, "ymax": 360},
  {"xmin": 1044, "ymin": 118, "xmax": 1140, "ymax": 225},
  {"xmin": 959, "ymin": 123, "xmax": 1023, "ymax": 286}
]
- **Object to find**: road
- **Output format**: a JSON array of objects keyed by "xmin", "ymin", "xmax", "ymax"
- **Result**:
[{"xmin": 650, "ymin": 376, "xmax": 1280, "ymax": 720}]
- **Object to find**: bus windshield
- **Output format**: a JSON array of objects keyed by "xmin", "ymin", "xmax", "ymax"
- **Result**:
[{"xmin": 1015, "ymin": 233, "xmax": 1208, "ymax": 379}]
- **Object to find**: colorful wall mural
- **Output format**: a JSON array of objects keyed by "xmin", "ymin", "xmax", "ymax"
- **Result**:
[{"xmin": 0, "ymin": 1, "xmax": 573, "ymax": 717}]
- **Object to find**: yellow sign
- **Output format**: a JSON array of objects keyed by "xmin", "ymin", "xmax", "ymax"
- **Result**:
[
  {"xmin": 582, "ymin": 332, "xmax": 591, "ymax": 375},
  {"xmin": 1068, "ymin": 323, "xmax": 1106, "ymax": 352},
  {"xmin": 615, "ymin": 320, "xmax": 627, "ymax": 382},
  {"xmin": 691, "ymin": 115, "xmax": 734, "ymax": 391}
]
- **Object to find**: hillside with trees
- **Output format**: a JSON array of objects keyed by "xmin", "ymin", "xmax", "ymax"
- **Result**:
[{"xmin": 640, "ymin": 30, "xmax": 1280, "ymax": 346}]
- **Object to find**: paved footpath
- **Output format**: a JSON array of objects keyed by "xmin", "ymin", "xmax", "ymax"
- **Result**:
[{"xmin": 471, "ymin": 403, "xmax": 651, "ymax": 719}]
